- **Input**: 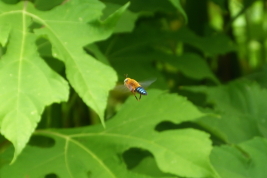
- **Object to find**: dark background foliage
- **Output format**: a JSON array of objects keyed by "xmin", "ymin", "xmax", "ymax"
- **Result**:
[{"xmin": 1, "ymin": 0, "xmax": 267, "ymax": 178}]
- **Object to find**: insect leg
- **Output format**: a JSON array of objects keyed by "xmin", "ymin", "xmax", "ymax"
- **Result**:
[
  {"xmin": 139, "ymin": 94, "xmax": 142, "ymax": 100},
  {"xmin": 132, "ymin": 91, "xmax": 139, "ymax": 101}
]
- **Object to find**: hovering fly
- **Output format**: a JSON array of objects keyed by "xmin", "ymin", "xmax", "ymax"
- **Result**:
[{"xmin": 124, "ymin": 74, "xmax": 156, "ymax": 101}]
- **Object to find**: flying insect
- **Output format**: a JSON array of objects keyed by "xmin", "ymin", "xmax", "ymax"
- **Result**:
[{"xmin": 124, "ymin": 75, "xmax": 156, "ymax": 101}]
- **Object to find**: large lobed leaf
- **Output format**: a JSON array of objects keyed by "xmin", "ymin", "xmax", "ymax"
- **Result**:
[
  {"xmin": 0, "ymin": 0, "xmax": 127, "ymax": 162},
  {"xmin": 0, "ymin": 90, "xmax": 218, "ymax": 178},
  {"xmin": 31, "ymin": 0, "xmax": 129, "ymax": 126},
  {"xmin": 0, "ymin": 1, "xmax": 69, "ymax": 163}
]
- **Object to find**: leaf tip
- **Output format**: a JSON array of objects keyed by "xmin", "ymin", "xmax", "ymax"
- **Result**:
[
  {"xmin": 102, "ymin": 121, "xmax": 106, "ymax": 128},
  {"xmin": 9, "ymin": 148, "xmax": 20, "ymax": 165}
]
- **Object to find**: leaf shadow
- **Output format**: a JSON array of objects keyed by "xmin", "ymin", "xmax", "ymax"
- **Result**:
[
  {"xmin": 45, "ymin": 173, "xmax": 58, "ymax": 178},
  {"xmin": 122, "ymin": 147, "xmax": 175, "ymax": 177},
  {"xmin": 155, "ymin": 121, "xmax": 226, "ymax": 146},
  {"xmin": 28, "ymin": 135, "xmax": 55, "ymax": 148}
]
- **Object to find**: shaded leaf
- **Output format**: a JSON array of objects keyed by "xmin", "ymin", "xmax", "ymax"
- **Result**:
[
  {"xmin": 210, "ymin": 0, "xmax": 227, "ymax": 10},
  {"xmin": 168, "ymin": 0, "xmax": 188, "ymax": 23},
  {"xmin": 98, "ymin": 28, "xmax": 221, "ymax": 88},
  {"xmin": 130, "ymin": 156, "xmax": 176, "ymax": 177},
  {"xmin": 102, "ymin": 0, "xmax": 177, "ymax": 13},
  {"xmin": 185, "ymin": 80, "xmax": 265, "ymax": 144},
  {"xmin": 211, "ymin": 137, "xmax": 267, "ymax": 178},
  {"xmin": 174, "ymin": 27, "xmax": 236, "ymax": 56},
  {"xmin": 34, "ymin": 0, "xmax": 64, "ymax": 11},
  {"xmin": 167, "ymin": 53, "xmax": 220, "ymax": 84},
  {"xmin": 102, "ymin": 2, "xmax": 138, "ymax": 33},
  {"xmin": 245, "ymin": 64, "xmax": 267, "ymax": 89},
  {"xmin": 85, "ymin": 44, "xmax": 111, "ymax": 65}
]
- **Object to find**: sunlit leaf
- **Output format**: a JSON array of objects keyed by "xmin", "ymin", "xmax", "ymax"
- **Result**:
[
  {"xmin": 0, "ymin": 0, "xmax": 128, "ymax": 162},
  {"xmin": 0, "ymin": 1, "xmax": 69, "ymax": 163},
  {"xmin": 0, "ymin": 90, "xmax": 218, "ymax": 178},
  {"xmin": 33, "ymin": 0, "xmax": 129, "ymax": 126}
]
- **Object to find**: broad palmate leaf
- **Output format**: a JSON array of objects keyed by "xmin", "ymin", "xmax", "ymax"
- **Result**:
[
  {"xmin": 0, "ymin": 1, "xmax": 69, "ymax": 163},
  {"xmin": 0, "ymin": 0, "xmax": 128, "ymax": 162},
  {"xmin": 1, "ymin": 90, "xmax": 218, "ymax": 178},
  {"xmin": 32, "ymin": 0, "xmax": 128, "ymax": 125}
]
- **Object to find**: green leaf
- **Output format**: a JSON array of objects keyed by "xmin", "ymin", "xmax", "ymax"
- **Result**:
[
  {"xmin": 211, "ymin": 137, "xmax": 267, "ymax": 178},
  {"xmin": 185, "ymin": 80, "xmax": 265, "ymax": 144},
  {"xmin": 103, "ymin": 0, "xmax": 187, "ymax": 23},
  {"xmin": 0, "ymin": 90, "xmax": 218, "ymax": 178},
  {"xmin": 243, "ymin": 0, "xmax": 257, "ymax": 8},
  {"xmin": 98, "ymin": 26, "xmax": 219, "ymax": 88},
  {"xmin": 98, "ymin": 32, "xmax": 167, "ymax": 89},
  {"xmin": 32, "ymin": 0, "xmax": 129, "ymax": 127},
  {"xmin": 0, "ymin": 0, "xmax": 129, "ymax": 162},
  {"xmin": 98, "ymin": 24, "xmax": 232, "ymax": 87},
  {"xmin": 102, "ymin": 2, "xmax": 138, "ymax": 33},
  {"xmin": 0, "ymin": 1, "xmax": 69, "ymax": 163},
  {"xmin": 102, "ymin": 0, "xmax": 177, "ymax": 13},
  {"xmin": 174, "ymin": 27, "xmax": 237, "ymax": 56},
  {"xmin": 85, "ymin": 44, "xmax": 111, "ymax": 66},
  {"xmin": 245, "ymin": 64, "xmax": 267, "ymax": 89},
  {"xmin": 210, "ymin": 0, "xmax": 227, "ymax": 10},
  {"xmin": 34, "ymin": 0, "xmax": 63, "ymax": 11},
  {"xmin": 130, "ymin": 156, "xmax": 175, "ymax": 177},
  {"xmin": 168, "ymin": 0, "xmax": 188, "ymax": 23},
  {"xmin": 36, "ymin": 38, "xmax": 65, "ymax": 74},
  {"xmin": 0, "ymin": 23, "xmax": 11, "ymax": 46},
  {"xmin": 168, "ymin": 53, "xmax": 220, "ymax": 84}
]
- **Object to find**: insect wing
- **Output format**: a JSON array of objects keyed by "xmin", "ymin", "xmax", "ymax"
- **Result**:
[
  {"xmin": 113, "ymin": 84, "xmax": 131, "ymax": 93},
  {"xmin": 138, "ymin": 78, "xmax": 157, "ymax": 88}
]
